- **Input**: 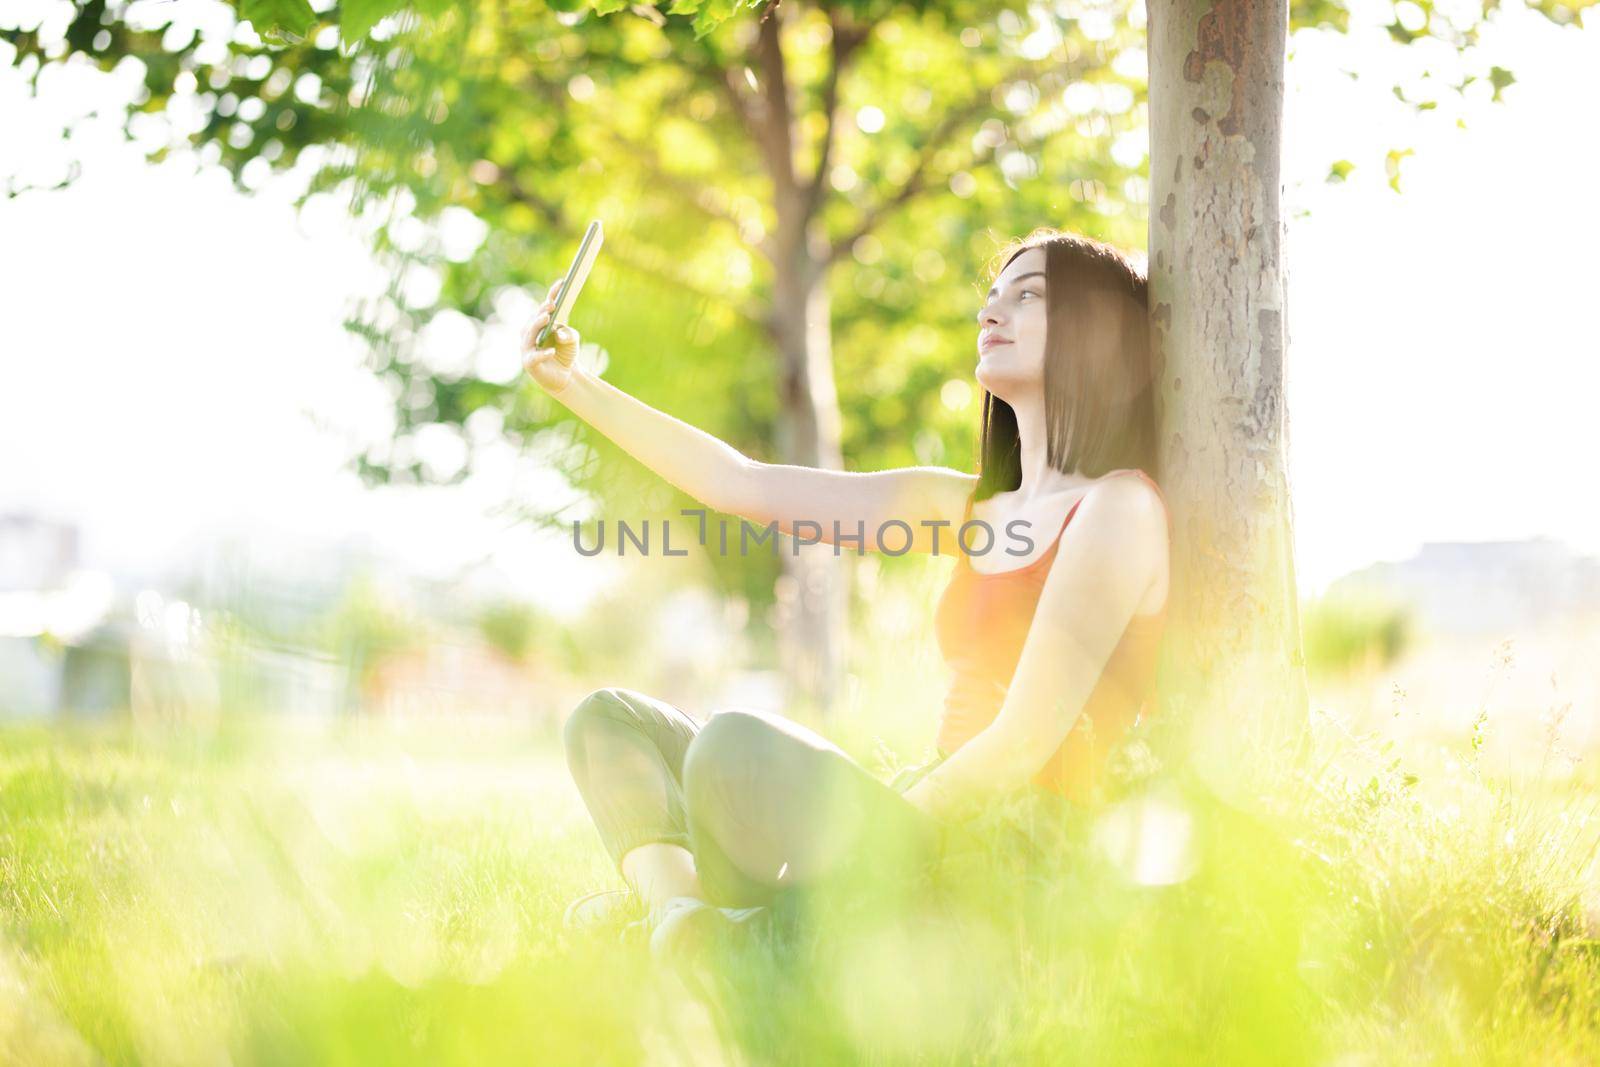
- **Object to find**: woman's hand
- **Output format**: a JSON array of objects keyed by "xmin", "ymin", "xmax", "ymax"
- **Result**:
[{"xmin": 522, "ymin": 280, "xmax": 582, "ymax": 396}]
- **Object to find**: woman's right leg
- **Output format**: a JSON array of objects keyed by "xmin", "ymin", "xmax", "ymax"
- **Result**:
[
  {"xmin": 681, "ymin": 709, "xmax": 947, "ymax": 910},
  {"xmin": 564, "ymin": 688, "xmax": 941, "ymax": 919},
  {"xmin": 563, "ymin": 686, "xmax": 713, "ymax": 913}
]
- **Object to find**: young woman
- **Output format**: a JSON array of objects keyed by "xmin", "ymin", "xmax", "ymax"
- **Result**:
[{"xmin": 522, "ymin": 229, "xmax": 1171, "ymax": 958}]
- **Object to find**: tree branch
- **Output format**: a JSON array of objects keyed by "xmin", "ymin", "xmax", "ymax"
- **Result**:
[
  {"xmin": 712, "ymin": 64, "xmax": 766, "ymax": 157},
  {"xmin": 752, "ymin": 1, "xmax": 798, "ymax": 201},
  {"xmin": 668, "ymin": 29, "xmax": 767, "ymax": 177},
  {"xmin": 497, "ymin": 170, "xmax": 765, "ymax": 330},
  {"xmin": 802, "ymin": 11, "xmax": 871, "ymax": 223},
  {"xmin": 584, "ymin": 117, "xmax": 776, "ymax": 263},
  {"xmin": 825, "ymin": 57, "xmax": 1057, "ymax": 267},
  {"xmin": 509, "ymin": 60, "xmax": 772, "ymax": 315}
]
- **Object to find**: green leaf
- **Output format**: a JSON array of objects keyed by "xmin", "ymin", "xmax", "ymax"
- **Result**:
[
  {"xmin": 1488, "ymin": 65, "xmax": 1516, "ymax": 102},
  {"xmin": 342, "ymin": 0, "xmax": 407, "ymax": 41},
  {"xmin": 1384, "ymin": 18, "xmax": 1421, "ymax": 43},
  {"xmin": 591, "ymin": 0, "xmax": 632, "ymax": 14},
  {"xmin": 1384, "ymin": 147, "xmax": 1414, "ymax": 193},
  {"xmin": 691, "ymin": 0, "xmax": 743, "ymax": 39},
  {"xmin": 1325, "ymin": 159, "xmax": 1354, "ymax": 183},
  {"xmin": 238, "ymin": 0, "xmax": 317, "ymax": 39}
]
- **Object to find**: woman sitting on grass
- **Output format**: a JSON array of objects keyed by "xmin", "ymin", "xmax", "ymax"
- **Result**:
[{"xmin": 521, "ymin": 228, "xmax": 1171, "ymax": 959}]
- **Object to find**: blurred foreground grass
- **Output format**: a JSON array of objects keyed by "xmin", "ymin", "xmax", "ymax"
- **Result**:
[{"xmin": 4, "ymin": 678, "xmax": 1600, "ymax": 1065}]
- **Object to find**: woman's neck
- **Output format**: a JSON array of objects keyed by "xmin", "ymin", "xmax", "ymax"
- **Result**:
[{"xmin": 1006, "ymin": 392, "xmax": 1097, "ymax": 502}]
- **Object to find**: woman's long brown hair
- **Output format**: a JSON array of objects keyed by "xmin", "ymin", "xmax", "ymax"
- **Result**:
[{"xmin": 974, "ymin": 229, "xmax": 1158, "ymax": 502}]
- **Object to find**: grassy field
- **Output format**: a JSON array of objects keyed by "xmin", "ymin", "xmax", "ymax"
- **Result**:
[{"xmin": 4, "ymin": 647, "xmax": 1600, "ymax": 1066}]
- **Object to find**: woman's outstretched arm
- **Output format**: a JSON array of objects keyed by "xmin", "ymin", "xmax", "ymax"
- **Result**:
[
  {"xmin": 522, "ymin": 285, "xmax": 760, "ymax": 516},
  {"xmin": 524, "ymin": 289, "xmax": 975, "ymax": 554},
  {"xmin": 546, "ymin": 366, "xmax": 757, "ymax": 517}
]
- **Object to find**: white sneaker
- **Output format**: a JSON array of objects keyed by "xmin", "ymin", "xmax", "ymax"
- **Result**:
[
  {"xmin": 562, "ymin": 888, "xmax": 640, "ymax": 933},
  {"xmin": 646, "ymin": 896, "xmax": 769, "ymax": 962}
]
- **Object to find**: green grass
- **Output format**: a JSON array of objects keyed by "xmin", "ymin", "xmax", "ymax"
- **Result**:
[{"xmin": 2, "ymin": 700, "xmax": 1599, "ymax": 1066}]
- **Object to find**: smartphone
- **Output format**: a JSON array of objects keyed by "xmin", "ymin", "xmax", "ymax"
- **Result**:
[{"xmin": 536, "ymin": 219, "xmax": 604, "ymax": 351}]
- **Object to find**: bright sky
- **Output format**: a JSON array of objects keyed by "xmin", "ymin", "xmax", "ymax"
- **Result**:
[
  {"xmin": 1282, "ymin": 0, "xmax": 1600, "ymax": 592},
  {"xmin": 0, "ymin": 0, "xmax": 1595, "ymax": 611}
]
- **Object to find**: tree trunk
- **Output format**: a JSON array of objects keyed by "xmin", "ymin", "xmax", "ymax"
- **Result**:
[
  {"xmin": 768, "ymin": 220, "xmax": 851, "ymax": 720},
  {"xmin": 743, "ymin": 1, "xmax": 852, "ymax": 720},
  {"xmin": 1147, "ymin": 0, "xmax": 1310, "ymax": 801}
]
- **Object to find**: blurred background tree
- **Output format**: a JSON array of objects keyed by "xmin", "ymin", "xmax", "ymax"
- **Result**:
[
  {"xmin": 474, "ymin": 598, "xmax": 545, "ymax": 665},
  {"xmin": 320, "ymin": 570, "xmax": 426, "ymax": 712},
  {"xmin": 3, "ymin": 0, "xmax": 1589, "ymax": 719}
]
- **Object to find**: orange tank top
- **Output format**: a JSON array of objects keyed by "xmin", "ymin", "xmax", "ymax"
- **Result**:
[{"xmin": 932, "ymin": 468, "xmax": 1170, "ymax": 805}]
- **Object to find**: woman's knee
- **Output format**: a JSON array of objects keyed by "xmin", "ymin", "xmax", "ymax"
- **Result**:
[
  {"xmin": 562, "ymin": 686, "xmax": 647, "ymax": 757},
  {"xmin": 681, "ymin": 709, "xmax": 778, "ymax": 805}
]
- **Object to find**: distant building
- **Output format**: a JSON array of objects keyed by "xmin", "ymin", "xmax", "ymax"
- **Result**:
[
  {"xmin": 0, "ymin": 513, "xmax": 79, "ymax": 591},
  {"xmin": 0, "ymin": 513, "xmax": 577, "ymax": 721},
  {"xmin": 1325, "ymin": 537, "xmax": 1600, "ymax": 637},
  {"xmin": 0, "ymin": 514, "xmax": 116, "ymax": 718}
]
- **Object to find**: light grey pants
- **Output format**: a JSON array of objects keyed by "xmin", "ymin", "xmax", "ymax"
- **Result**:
[{"xmin": 562, "ymin": 686, "xmax": 953, "ymax": 909}]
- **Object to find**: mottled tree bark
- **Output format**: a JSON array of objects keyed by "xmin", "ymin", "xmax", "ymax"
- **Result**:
[{"xmin": 1147, "ymin": 0, "xmax": 1310, "ymax": 797}]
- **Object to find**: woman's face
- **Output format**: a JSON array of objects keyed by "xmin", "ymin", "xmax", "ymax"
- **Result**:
[{"xmin": 974, "ymin": 247, "xmax": 1048, "ymax": 396}]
